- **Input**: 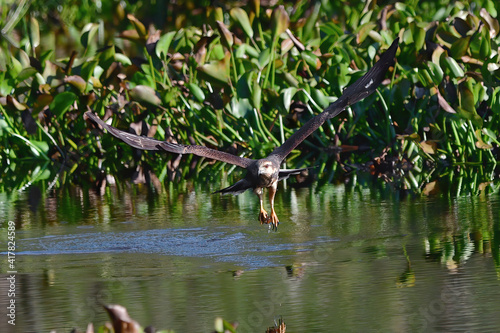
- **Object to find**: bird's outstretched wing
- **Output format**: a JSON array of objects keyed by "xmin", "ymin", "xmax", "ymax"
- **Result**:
[
  {"xmin": 269, "ymin": 38, "xmax": 399, "ymax": 162},
  {"xmin": 85, "ymin": 111, "xmax": 254, "ymax": 169},
  {"xmin": 278, "ymin": 167, "xmax": 312, "ymax": 181},
  {"xmin": 86, "ymin": 111, "xmax": 164, "ymax": 150},
  {"xmin": 158, "ymin": 142, "xmax": 253, "ymax": 168}
]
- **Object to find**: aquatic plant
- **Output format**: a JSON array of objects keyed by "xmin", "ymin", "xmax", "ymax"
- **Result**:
[{"xmin": 0, "ymin": 0, "xmax": 499, "ymax": 194}]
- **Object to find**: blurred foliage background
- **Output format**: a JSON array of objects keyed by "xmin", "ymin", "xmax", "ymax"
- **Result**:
[{"xmin": 0, "ymin": 0, "xmax": 499, "ymax": 195}]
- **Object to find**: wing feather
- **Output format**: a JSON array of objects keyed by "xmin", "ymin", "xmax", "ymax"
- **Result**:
[
  {"xmin": 85, "ymin": 111, "xmax": 254, "ymax": 168},
  {"xmin": 269, "ymin": 38, "xmax": 399, "ymax": 161},
  {"xmin": 278, "ymin": 167, "xmax": 313, "ymax": 181},
  {"xmin": 86, "ymin": 111, "xmax": 164, "ymax": 150},
  {"xmin": 159, "ymin": 142, "xmax": 253, "ymax": 168}
]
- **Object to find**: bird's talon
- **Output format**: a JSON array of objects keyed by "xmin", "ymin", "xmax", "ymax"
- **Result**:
[{"xmin": 259, "ymin": 210, "xmax": 270, "ymax": 225}]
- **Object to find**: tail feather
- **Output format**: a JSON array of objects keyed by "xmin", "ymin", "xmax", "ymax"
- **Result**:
[{"xmin": 213, "ymin": 178, "xmax": 253, "ymax": 195}]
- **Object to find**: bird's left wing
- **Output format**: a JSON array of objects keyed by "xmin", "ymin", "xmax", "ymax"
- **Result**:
[
  {"xmin": 85, "ymin": 111, "xmax": 254, "ymax": 169},
  {"xmin": 269, "ymin": 37, "xmax": 399, "ymax": 162},
  {"xmin": 278, "ymin": 167, "xmax": 312, "ymax": 181}
]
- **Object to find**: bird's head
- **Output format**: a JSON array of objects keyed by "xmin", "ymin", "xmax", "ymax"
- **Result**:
[{"xmin": 257, "ymin": 160, "xmax": 276, "ymax": 178}]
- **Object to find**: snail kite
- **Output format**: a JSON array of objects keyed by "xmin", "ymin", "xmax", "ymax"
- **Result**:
[{"xmin": 85, "ymin": 38, "xmax": 399, "ymax": 230}]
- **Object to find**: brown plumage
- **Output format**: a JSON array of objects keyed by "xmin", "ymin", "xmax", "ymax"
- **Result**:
[{"xmin": 86, "ymin": 38, "xmax": 399, "ymax": 230}]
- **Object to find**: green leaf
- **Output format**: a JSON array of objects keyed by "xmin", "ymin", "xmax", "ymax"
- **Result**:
[
  {"xmin": 357, "ymin": 22, "xmax": 377, "ymax": 43},
  {"xmin": 198, "ymin": 59, "xmax": 229, "ymax": 85},
  {"xmin": 129, "ymin": 85, "xmax": 161, "ymax": 106},
  {"xmin": 311, "ymin": 88, "xmax": 329, "ymax": 108},
  {"xmin": 230, "ymin": 97, "xmax": 252, "ymax": 118},
  {"xmin": 29, "ymin": 17, "xmax": 40, "ymax": 49},
  {"xmin": 50, "ymin": 91, "xmax": 77, "ymax": 119},
  {"xmin": 10, "ymin": 57, "xmax": 22, "ymax": 77},
  {"xmin": 18, "ymin": 49, "xmax": 30, "ymax": 68},
  {"xmin": 236, "ymin": 73, "xmax": 252, "ymax": 98},
  {"xmin": 337, "ymin": 62, "xmax": 351, "ymax": 89},
  {"xmin": 0, "ymin": 72, "xmax": 14, "ymax": 96},
  {"xmin": 416, "ymin": 68, "xmax": 433, "ymax": 87},
  {"xmin": 65, "ymin": 75, "xmax": 87, "ymax": 94},
  {"xmin": 222, "ymin": 319, "xmax": 237, "ymax": 333},
  {"xmin": 283, "ymin": 72, "xmax": 299, "ymax": 88},
  {"xmin": 475, "ymin": 129, "xmax": 493, "ymax": 149},
  {"xmin": 483, "ymin": 1, "xmax": 498, "ymax": 19},
  {"xmin": 17, "ymin": 67, "xmax": 38, "ymax": 81},
  {"xmin": 40, "ymin": 50, "xmax": 54, "ymax": 65},
  {"xmin": 156, "ymin": 31, "xmax": 177, "ymax": 59},
  {"xmin": 482, "ymin": 128, "xmax": 498, "ymax": 145},
  {"xmin": 242, "ymin": 43, "xmax": 259, "ymax": 58},
  {"xmin": 431, "ymin": 45, "xmax": 446, "ymax": 65},
  {"xmin": 230, "ymin": 8, "xmax": 253, "ymax": 39},
  {"xmin": 99, "ymin": 45, "xmax": 115, "ymax": 71},
  {"xmin": 459, "ymin": 80, "xmax": 475, "ymax": 114},
  {"xmin": 0, "ymin": 118, "xmax": 9, "ymax": 135},
  {"xmin": 81, "ymin": 60, "xmax": 98, "ymax": 82},
  {"xmin": 302, "ymin": 50, "xmax": 320, "ymax": 69},
  {"xmin": 257, "ymin": 48, "xmax": 271, "ymax": 69},
  {"xmin": 450, "ymin": 36, "xmax": 471, "ymax": 59},
  {"xmin": 271, "ymin": 5, "xmax": 289, "ymax": 40},
  {"xmin": 216, "ymin": 21, "xmax": 233, "ymax": 49},
  {"xmin": 479, "ymin": 26, "xmax": 491, "ymax": 60},
  {"xmin": 114, "ymin": 53, "xmax": 132, "ymax": 66},
  {"xmin": 402, "ymin": 29, "xmax": 414, "ymax": 44},
  {"xmin": 414, "ymin": 26, "xmax": 426, "ymax": 51},
  {"xmin": 442, "ymin": 56, "xmax": 464, "ymax": 78},
  {"xmin": 320, "ymin": 22, "xmax": 343, "ymax": 38},
  {"xmin": 252, "ymin": 79, "xmax": 261, "ymax": 110},
  {"xmin": 427, "ymin": 62, "xmax": 443, "ymax": 85},
  {"xmin": 471, "ymin": 114, "xmax": 483, "ymax": 128},
  {"xmin": 127, "ymin": 14, "xmax": 147, "ymax": 38},
  {"xmin": 81, "ymin": 23, "xmax": 99, "ymax": 49},
  {"xmin": 302, "ymin": 2, "xmax": 320, "ymax": 40},
  {"xmin": 211, "ymin": 44, "xmax": 225, "ymax": 61},
  {"xmin": 31, "ymin": 140, "xmax": 50, "ymax": 154},
  {"xmin": 282, "ymin": 87, "xmax": 297, "ymax": 111},
  {"xmin": 187, "ymin": 83, "xmax": 205, "ymax": 103}
]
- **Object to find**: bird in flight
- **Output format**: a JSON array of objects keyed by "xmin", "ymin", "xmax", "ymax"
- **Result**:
[{"xmin": 86, "ymin": 38, "xmax": 399, "ymax": 230}]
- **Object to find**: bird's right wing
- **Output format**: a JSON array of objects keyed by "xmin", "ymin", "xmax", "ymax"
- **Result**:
[
  {"xmin": 86, "ymin": 111, "xmax": 164, "ymax": 150},
  {"xmin": 85, "ymin": 111, "xmax": 254, "ymax": 169},
  {"xmin": 269, "ymin": 38, "xmax": 399, "ymax": 162},
  {"xmin": 158, "ymin": 142, "xmax": 253, "ymax": 168}
]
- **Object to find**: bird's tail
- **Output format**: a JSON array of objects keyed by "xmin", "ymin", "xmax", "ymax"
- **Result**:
[{"xmin": 212, "ymin": 178, "xmax": 253, "ymax": 195}]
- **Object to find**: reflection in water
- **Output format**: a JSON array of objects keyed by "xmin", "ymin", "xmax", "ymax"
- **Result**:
[{"xmin": 0, "ymin": 176, "xmax": 499, "ymax": 332}]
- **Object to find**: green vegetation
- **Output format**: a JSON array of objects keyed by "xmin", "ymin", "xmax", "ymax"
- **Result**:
[{"xmin": 0, "ymin": 0, "xmax": 499, "ymax": 194}]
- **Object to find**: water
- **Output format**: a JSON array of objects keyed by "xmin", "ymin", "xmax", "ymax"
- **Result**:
[{"xmin": 1, "ymin": 179, "xmax": 499, "ymax": 332}]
